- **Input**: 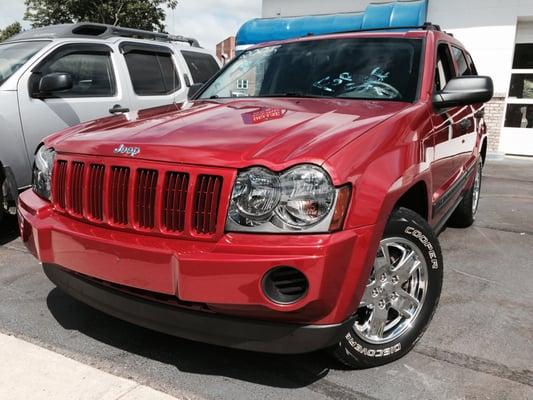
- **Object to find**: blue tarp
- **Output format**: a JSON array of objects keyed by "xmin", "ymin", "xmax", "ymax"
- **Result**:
[{"xmin": 236, "ymin": 0, "xmax": 428, "ymax": 46}]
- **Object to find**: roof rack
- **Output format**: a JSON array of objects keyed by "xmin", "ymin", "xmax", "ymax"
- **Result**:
[
  {"xmin": 6, "ymin": 22, "xmax": 201, "ymax": 47},
  {"xmin": 334, "ymin": 22, "xmax": 442, "ymax": 35},
  {"xmin": 107, "ymin": 25, "xmax": 200, "ymax": 47}
]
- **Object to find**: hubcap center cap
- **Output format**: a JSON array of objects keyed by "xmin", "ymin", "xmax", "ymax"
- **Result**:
[{"xmin": 370, "ymin": 270, "xmax": 401, "ymax": 306}]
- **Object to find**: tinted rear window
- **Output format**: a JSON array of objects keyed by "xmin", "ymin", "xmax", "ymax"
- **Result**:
[
  {"xmin": 181, "ymin": 51, "xmax": 219, "ymax": 84},
  {"xmin": 124, "ymin": 51, "xmax": 180, "ymax": 95}
]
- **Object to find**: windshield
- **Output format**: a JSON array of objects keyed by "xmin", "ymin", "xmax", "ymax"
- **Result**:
[
  {"xmin": 201, "ymin": 38, "xmax": 423, "ymax": 102},
  {"xmin": 0, "ymin": 41, "xmax": 49, "ymax": 87}
]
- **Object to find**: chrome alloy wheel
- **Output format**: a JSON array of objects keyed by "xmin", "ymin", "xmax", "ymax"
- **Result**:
[
  {"xmin": 354, "ymin": 238, "xmax": 428, "ymax": 345},
  {"xmin": 472, "ymin": 164, "xmax": 482, "ymax": 215}
]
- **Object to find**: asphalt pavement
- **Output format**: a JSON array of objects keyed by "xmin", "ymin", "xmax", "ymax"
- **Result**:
[{"xmin": 0, "ymin": 157, "xmax": 532, "ymax": 400}]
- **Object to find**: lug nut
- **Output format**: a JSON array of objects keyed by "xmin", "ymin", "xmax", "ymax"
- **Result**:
[
  {"xmin": 391, "ymin": 275, "xmax": 399, "ymax": 284},
  {"xmin": 378, "ymin": 300, "xmax": 386, "ymax": 309}
]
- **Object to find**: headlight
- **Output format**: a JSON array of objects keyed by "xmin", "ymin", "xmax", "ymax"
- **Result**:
[
  {"xmin": 276, "ymin": 165, "xmax": 335, "ymax": 227},
  {"xmin": 227, "ymin": 164, "xmax": 349, "ymax": 233},
  {"xmin": 32, "ymin": 146, "xmax": 55, "ymax": 201},
  {"xmin": 231, "ymin": 167, "xmax": 281, "ymax": 223}
]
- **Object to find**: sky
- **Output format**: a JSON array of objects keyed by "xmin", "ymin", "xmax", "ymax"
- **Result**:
[{"xmin": 0, "ymin": 0, "xmax": 262, "ymax": 51}]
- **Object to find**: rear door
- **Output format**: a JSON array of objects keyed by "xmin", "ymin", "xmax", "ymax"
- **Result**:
[
  {"xmin": 120, "ymin": 42, "xmax": 187, "ymax": 110},
  {"xmin": 17, "ymin": 42, "xmax": 131, "ymax": 157},
  {"xmin": 450, "ymin": 46, "xmax": 479, "ymax": 172}
]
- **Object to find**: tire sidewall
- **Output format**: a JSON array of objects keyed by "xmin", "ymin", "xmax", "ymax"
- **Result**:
[{"xmin": 337, "ymin": 209, "xmax": 443, "ymax": 368}]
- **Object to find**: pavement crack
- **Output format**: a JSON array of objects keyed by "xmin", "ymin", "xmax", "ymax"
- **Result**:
[
  {"xmin": 473, "ymin": 227, "xmax": 506, "ymax": 254},
  {"xmin": 414, "ymin": 345, "xmax": 533, "ymax": 387},
  {"xmin": 450, "ymin": 268, "xmax": 500, "ymax": 285},
  {"xmin": 475, "ymin": 224, "xmax": 533, "ymax": 236}
]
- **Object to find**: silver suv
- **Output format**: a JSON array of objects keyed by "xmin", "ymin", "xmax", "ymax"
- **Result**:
[{"xmin": 0, "ymin": 23, "xmax": 220, "ymax": 223}]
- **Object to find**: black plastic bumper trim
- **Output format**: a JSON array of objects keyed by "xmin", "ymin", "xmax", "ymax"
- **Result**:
[{"xmin": 43, "ymin": 263, "xmax": 354, "ymax": 354}]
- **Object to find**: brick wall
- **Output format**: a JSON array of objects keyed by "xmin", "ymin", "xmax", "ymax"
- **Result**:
[
  {"xmin": 216, "ymin": 36, "xmax": 236, "ymax": 63},
  {"xmin": 484, "ymin": 94, "xmax": 506, "ymax": 153}
]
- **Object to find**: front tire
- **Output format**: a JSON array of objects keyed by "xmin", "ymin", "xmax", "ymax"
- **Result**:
[{"xmin": 330, "ymin": 208, "xmax": 443, "ymax": 369}]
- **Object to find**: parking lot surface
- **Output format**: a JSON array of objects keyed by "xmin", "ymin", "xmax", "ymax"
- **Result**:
[{"xmin": 1, "ymin": 158, "xmax": 532, "ymax": 400}]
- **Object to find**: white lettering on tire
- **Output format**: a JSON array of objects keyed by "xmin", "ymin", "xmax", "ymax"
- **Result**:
[
  {"xmin": 346, "ymin": 333, "xmax": 401, "ymax": 357},
  {"xmin": 404, "ymin": 227, "xmax": 439, "ymax": 269}
]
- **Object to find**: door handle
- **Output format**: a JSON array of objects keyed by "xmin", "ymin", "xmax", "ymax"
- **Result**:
[{"xmin": 109, "ymin": 104, "xmax": 130, "ymax": 114}]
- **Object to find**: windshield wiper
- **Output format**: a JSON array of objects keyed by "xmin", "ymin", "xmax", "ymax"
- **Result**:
[{"xmin": 261, "ymin": 92, "xmax": 329, "ymax": 99}]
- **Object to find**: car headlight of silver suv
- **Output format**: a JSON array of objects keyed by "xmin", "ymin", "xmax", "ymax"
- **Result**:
[
  {"xmin": 32, "ymin": 146, "xmax": 55, "ymax": 201},
  {"xmin": 226, "ymin": 164, "xmax": 350, "ymax": 233}
]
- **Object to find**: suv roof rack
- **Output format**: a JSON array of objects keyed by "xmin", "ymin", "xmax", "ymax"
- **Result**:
[
  {"xmin": 334, "ymin": 22, "xmax": 442, "ymax": 35},
  {"xmin": 6, "ymin": 22, "xmax": 201, "ymax": 47}
]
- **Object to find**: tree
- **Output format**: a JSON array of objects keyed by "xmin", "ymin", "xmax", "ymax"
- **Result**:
[
  {"xmin": 24, "ymin": 0, "xmax": 178, "ymax": 32},
  {"xmin": 0, "ymin": 22, "xmax": 22, "ymax": 42}
]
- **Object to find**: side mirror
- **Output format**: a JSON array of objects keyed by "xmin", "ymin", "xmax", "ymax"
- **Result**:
[
  {"xmin": 187, "ymin": 83, "xmax": 204, "ymax": 100},
  {"xmin": 433, "ymin": 76, "xmax": 493, "ymax": 108},
  {"xmin": 38, "ymin": 72, "xmax": 73, "ymax": 96}
]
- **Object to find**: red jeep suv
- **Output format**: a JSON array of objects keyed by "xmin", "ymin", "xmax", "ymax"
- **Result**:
[{"xmin": 18, "ymin": 26, "xmax": 493, "ymax": 368}]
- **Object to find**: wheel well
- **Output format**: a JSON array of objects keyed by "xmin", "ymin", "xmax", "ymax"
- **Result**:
[
  {"xmin": 394, "ymin": 181, "xmax": 429, "ymax": 221},
  {"xmin": 480, "ymin": 139, "xmax": 488, "ymax": 166}
]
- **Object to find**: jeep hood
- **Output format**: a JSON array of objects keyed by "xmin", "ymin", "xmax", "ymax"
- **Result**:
[{"xmin": 48, "ymin": 98, "xmax": 409, "ymax": 169}]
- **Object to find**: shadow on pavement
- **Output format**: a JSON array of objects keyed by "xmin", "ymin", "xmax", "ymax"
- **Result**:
[
  {"xmin": 0, "ymin": 215, "xmax": 19, "ymax": 245},
  {"xmin": 46, "ymin": 288, "xmax": 342, "ymax": 389}
]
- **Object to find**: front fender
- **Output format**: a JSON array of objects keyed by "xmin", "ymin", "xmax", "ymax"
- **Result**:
[
  {"xmin": 0, "ymin": 90, "xmax": 32, "ymax": 188},
  {"xmin": 322, "ymin": 103, "xmax": 434, "ymax": 318}
]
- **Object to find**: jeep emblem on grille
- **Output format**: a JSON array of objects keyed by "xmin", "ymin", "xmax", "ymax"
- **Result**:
[{"xmin": 113, "ymin": 144, "xmax": 140, "ymax": 157}]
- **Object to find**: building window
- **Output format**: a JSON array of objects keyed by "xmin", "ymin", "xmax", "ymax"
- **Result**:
[
  {"xmin": 504, "ymin": 43, "xmax": 533, "ymax": 129},
  {"xmin": 237, "ymin": 79, "xmax": 248, "ymax": 89},
  {"xmin": 512, "ymin": 44, "xmax": 533, "ymax": 69},
  {"xmin": 509, "ymin": 74, "xmax": 533, "ymax": 99},
  {"xmin": 505, "ymin": 104, "xmax": 533, "ymax": 128}
]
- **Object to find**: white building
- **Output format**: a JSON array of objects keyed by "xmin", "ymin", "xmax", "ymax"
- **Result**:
[{"xmin": 259, "ymin": 0, "xmax": 533, "ymax": 156}]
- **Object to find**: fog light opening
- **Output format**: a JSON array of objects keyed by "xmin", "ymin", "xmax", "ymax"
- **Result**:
[{"xmin": 262, "ymin": 266, "xmax": 309, "ymax": 305}]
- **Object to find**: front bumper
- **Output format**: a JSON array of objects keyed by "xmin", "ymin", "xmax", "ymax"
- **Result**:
[
  {"xmin": 19, "ymin": 189, "xmax": 378, "ymax": 352},
  {"xmin": 43, "ymin": 263, "xmax": 355, "ymax": 353}
]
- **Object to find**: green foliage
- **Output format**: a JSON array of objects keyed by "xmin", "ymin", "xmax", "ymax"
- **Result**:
[
  {"xmin": 24, "ymin": 0, "xmax": 178, "ymax": 32},
  {"xmin": 0, "ymin": 22, "xmax": 22, "ymax": 42}
]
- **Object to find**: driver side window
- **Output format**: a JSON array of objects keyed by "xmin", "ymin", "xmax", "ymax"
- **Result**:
[{"xmin": 435, "ymin": 43, "xmax": 455, "ymax": 91}]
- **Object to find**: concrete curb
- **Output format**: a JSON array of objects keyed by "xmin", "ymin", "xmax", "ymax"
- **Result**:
[{"xmin": 0, "ymin": 333, "xmax": 181, "ymax": 400}]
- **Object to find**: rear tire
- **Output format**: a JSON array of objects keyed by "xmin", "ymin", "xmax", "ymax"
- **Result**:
[
  {"xmin": 329, "ymin": 208, "xmax": 443, "ymax": 369},
  {"xmin": 449, "ymin": 158, "xmax": 482, "ymax": 228}
]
